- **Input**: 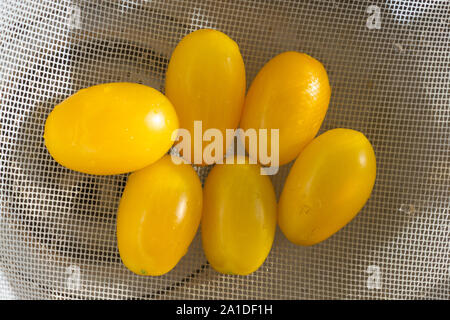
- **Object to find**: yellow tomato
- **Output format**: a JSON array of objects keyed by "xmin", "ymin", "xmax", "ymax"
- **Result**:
[
  {"xmin": 240, "ymin": 51, "xmax": 331, "ymax": 166},
  {"xmin": 44, "ymin": 82, "xmax": 179, "ymax": 175},
  {"xmin": 165, "ymin": 29, "xmax": 246, "ymax": 165},
  {"xmin": 278, "ymin": 128, "xmax": 376, "ymax": 246},
  {"xmin": 116, "ymin": 155, "xmax": 202, "ymax": 276},
  {"xmin": 201, "ymin": 157, "xmax": 277, "ymax": 275}
]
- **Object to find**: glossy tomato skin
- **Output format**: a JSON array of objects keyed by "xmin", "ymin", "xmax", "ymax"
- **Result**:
[
  {"xmin": 201, "ymin": 157, "xmax": 277, "ymax": 275},
  {"xmin": 116, "ymin": 155, "xmax": 202, "ymax": 276},
  {"xmin": 278, "ymin": 129, "xmax": 376, "ymax": 246},
  {"xmin": 165, "ymin": 29, "xmax": 246, "ymax": 165},
  {"xmin": 240, "ymin": 51, "xmax": 331, "ymax": 166},
  {"xmin": 44, "ymin": 82, "xmax": 179, "ymax": 175}
]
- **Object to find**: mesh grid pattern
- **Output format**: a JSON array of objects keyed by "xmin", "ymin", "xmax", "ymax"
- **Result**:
[{"xmin": 0, "ymin": 0, "xmax": 448, "ymax": 299}]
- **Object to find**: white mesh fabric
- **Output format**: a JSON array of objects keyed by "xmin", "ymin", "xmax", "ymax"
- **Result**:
[{"xmin": 0, "ymin": 0, "xmax": 448, "ymax": 299}]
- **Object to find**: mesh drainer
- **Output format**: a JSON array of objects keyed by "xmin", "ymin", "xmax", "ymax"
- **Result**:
[{"xmin": 0, "ymin": 0, "xmax": 448, "ymax": 300}]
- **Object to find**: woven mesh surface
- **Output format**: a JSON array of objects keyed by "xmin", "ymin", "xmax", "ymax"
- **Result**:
[{"xmin": 0, "ymin": 0, "xmax": 448, "ymax": 299}]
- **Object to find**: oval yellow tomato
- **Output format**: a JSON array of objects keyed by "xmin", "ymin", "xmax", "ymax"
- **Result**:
[
  {"xmin": 44, "ymin": 82, "xmax": 179, "ymax": 175},
  {"xmin": 240, "ymin": 51, "xmax": 331, "ymax": 166},
  {"xmin": 165, "ymin": 29, "xmax": 246, "ymax": 165},
  {"xmin": 201, "ymin": 157, "xmax": 277, "ymax": 275},
  {"xmin": 116, "ymin": 155, "xmax": 202, "ymax": 276},
  {"xmin": 278, "ymin": 128, "xmax": 376, "ymax": 246}
]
